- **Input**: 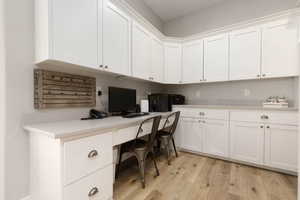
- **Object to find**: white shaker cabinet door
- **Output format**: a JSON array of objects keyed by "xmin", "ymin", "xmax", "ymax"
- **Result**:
[
  {"xmin": 264, "ymin": 124, "xmax": 298, "ymax": 172},
  {"xmin": 229, "ymin": 27, "xmax": 261, "ymax": 80},
  {"xmin": 180, "ymin": 118, "xmax": 204, "ymax": 153},
  {"xmin": 262, "ymin": 19, "xmax": 300, "ymax": 78},
  {"xmin": 52, "ymin": 0, "xmax": 100, "ymax": 68},
  {"xmin": 230, "ymin": 121, "xmax": 264, "ymax": 165},
  {"xmin": 182, "ymin": 40, "xmax": 204, "ymax": 84},
  {"xmin": 151, "ymin": 38, "xmax": 164, "ymax": 82},
  {"xmin": 204, "ymin": 34, "xmax": 229, "ymax": 82},
  {"xmin": 164, "ymin": 43, "xmax": 182, "ymax": 84},
  {"xmin": 103, "ymin": 0, "xmax": 131, "ymax": 76},
  {"xmin": 203, "ymin": 119, "xmax": 229, "ymax": 158},
  {"xmin": 132, "ymin": 22, "xmax": 152, "ymax": 80}
]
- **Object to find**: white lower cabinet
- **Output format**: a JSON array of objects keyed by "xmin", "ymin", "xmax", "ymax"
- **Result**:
[
  {"xmin": 230, "ymin": 121, "xmax": 265, "ymax": 165},
  {"xmin": 179, "ymin": 118, "xmax": 204, "ymax": 152},
  {"xmin": 203, "ymin": 119, "xmax": 229, "ymax": 158},
  {"xmin": 64, "ymin": 165, "xmax": 113, "ymax": 200},
  {"xmin": 264, "ymin": 124, "xmax": 298, "ymax": 172}
]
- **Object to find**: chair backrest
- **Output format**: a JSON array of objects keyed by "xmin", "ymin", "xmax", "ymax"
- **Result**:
[
  {"xmin": 135, "ymin": 115, "xmax": 162, "ymax": 152},
  {"xmin": 162, "ymin": 111, "xmax": 181, "ymax": 137}
]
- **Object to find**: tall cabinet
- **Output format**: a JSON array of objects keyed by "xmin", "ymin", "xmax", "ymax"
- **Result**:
[{"xmin": 103, "ymin": 0, "xmax": 131, "ymax": 75}]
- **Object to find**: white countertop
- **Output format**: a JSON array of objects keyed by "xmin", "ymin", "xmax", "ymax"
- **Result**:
[
  {"xmin": 173, "ymin": 105, "xmax": 299, "ymax": 112},
  {"xmin": 24, "ymin": 112, "xmax": 172, "ymax": 139}
]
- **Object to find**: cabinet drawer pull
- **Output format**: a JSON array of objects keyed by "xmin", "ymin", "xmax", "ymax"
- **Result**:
[
  {"xmin": 266, "ymin": 126, "xmax": 270, "ymax": 129},
  {"xmin": 99, "ymin": 65, "xmax": 103, "ymax": 68},
  {"xmin": 260, "ymin": 125, "xmax": 264, "ymax": 128},
  {"xmin": 104, "ymin": 65, "xmax": 108, "ymax": 69},
  {"xmin": 88, "ymin": 150, "xmax": 98, "ymax": 159},
  {"xmin": 88, "ymin": 187, "xmax": 99, "ymax": 197}
]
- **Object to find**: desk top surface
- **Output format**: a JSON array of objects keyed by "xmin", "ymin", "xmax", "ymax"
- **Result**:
[{"xmin": 24, "ymin": 112, "xmax": 172, "ymax": 139}]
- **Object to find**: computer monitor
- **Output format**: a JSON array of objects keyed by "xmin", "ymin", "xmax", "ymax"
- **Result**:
[{"xmin": 108, "ymin": 87, "xmax": 137, "ymax": 114}]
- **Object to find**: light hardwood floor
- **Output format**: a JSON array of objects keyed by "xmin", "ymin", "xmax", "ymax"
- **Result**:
[{"xmin": 114, "ymin": 152, "xmax": 297, "ymax": 200}]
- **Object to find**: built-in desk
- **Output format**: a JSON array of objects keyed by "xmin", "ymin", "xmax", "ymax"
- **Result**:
[{"xmin": 24, "ymin": 112, "xmax": 173, "ymax": 200}]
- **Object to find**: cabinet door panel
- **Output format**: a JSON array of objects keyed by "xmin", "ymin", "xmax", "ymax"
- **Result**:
[
  {"xmin": 104, "ymin": 1, "xmax": 131, "ymax": 75},
  {"xmin": 180, "ymin": 118, "xmax": 203, "ymax": 152},
  {"xmin": 204, "ymin": 34, "xmax": 229, "ymax": 82},
  {"xmin": 182, "ymin": 40, "xmax": 204, "ymax": 83},
  {"xmin": 230, "ymin": 122, "xmax": 264, "ymax": 165},
  {"xmin": 262, "ymin": 19, "xmax": 299, "ymax": 78},
  {"xmin": 230, "ymin": 27, "xmax": 261, "ymax": 80},
  {"xmin": 53, "ymin": 0, "xmax": 99, "ymax": 68},
  {"xmin": 151, "ymin": 38, "xmax": 164, "ymax": 82},
  {"xmin": 164, "ymin": 43, "xmax": 182, "ymax": 84},
  {"xmin": 203, "ymin": 119, "xmax": 229, "ymax": 158},
  {"xmin": 265, "ymin": 125, "xmax": 298, "ymax": 172},
  {"xmin": 132, "ymin": 22, "xmax": 151, "ymax": 79}
]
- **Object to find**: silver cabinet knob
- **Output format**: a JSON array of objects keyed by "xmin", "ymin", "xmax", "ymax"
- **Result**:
[
  {"xmin": 88, "ymin": 150, "xmax": 98, "ymax": 159},
  {"xmin": 104, "ymin": 66, "xmax": 108, "ymax": 69},
  {"xmin": 262, "ymin": 74, "xmax": 266, "ymax": 77},
  {"xmin": 99, "ymin": 65, "xmax": 103, "ymax": 68},
  {"xmin": 260, "ymin": 125, "xmax": 264, "ymax": 128},
  {"xmin": 257, "ymin": 75, "xmax": 260, "ymax": 78},
  {"xmin": 88, "ymin": 187, "xmax": 99, "ymax": 197},
  {"xmin": 266, "ymin": 126, "xmax": 270, "ymax": 129}
]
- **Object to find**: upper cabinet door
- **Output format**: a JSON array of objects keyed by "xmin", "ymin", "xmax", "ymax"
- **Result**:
[
  {"xmin": 151, "ymin": 38, "xmax": 164, "ymax": 82},
  {"xmin": 262, "ymin": 19, "xmax": 299, "ymax": 78},
  {"xmin": 182, "ymin": 40, "xmax": 204, "ymax": 84},
  {"xmin": 52, "ymin": 0, "xmax": 100, "ymax": 68},
  {"xmin": 164, "ymin": 43, "xmax": 182, "ymax": 84},
  {"xmin": 132, "ymin": 22, "xmax": 152, "ymax": 80},
  {"xmin": 204, "ymin": 34, "xmax": 229, "ymax": 82},
  {"xmin": 103, "ymin": 0, "xmax": 131, "ymax": 76},
  {"xmin": 229, "ymin": 27, "xmax": 261, "ymax": 80}
]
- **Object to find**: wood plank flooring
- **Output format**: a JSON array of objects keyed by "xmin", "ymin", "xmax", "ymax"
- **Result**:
[{"xmin": 114, "ymin": 152, "xmax": 297, "ymax": 200}]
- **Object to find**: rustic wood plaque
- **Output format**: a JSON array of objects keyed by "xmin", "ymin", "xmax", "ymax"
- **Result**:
[{"xmin": 34, "ymin": 69, "xmax": 96, "ymax": 109}]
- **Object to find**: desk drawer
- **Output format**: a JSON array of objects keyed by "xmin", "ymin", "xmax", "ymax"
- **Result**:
[
  {"xmin": 64, "ymin": 165, "xmax": 113, "ymax": 200},
  {"xmin": 174, "ymin": 108, "xmax": 228, "ymax": 120},
  {"xmin": 113, "ymin": 122, "xmax": 152, "ymax": 146},
  {"xmin": 263, "ymin": 111, "xmax": 298, "ymax": 125},
  {"xmin": 64, "ymin": 133, "xmax": 113, "ymax": 185},
  {"xmin": 230, "ymin": 110, "xmax": 263, "ymax": 122}
]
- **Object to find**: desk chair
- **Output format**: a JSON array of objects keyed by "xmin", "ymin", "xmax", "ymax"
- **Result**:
[
  {"xmin": 116, "ymin": 115, "xmax": 162, "ymax": 188},
  {"xmin": 156, "ymin": 111, "xmax": 180, "ymax": 165}
]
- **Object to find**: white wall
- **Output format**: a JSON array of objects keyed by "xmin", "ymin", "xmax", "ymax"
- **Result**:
[
  {"xmin": 124, "ymin": 0, "xmax": 164, "ymax": 32},
  {"xmin": 164, "ymin": 0, "xmax": 297, "ymax": 37},
  {"xmin": 165, "ymin": 78, "xmax": 299, "ymax": 107},
  {"xmin": 0, "ymin": 0, "xmax": 6, "ymax": 199},
  {"xmin": 3, "ymin": 0, "xmax": 162, "ymax": 199}
]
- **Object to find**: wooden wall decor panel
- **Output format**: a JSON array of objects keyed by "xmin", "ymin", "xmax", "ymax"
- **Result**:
[{"xmin": 34, "ymin": 69, "xmax": 96, "ymax": 109}]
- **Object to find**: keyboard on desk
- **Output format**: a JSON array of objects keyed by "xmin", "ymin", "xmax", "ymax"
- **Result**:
[{"xmin": 122, "ymin": 112, "xmax": 150, "ymax": 118}]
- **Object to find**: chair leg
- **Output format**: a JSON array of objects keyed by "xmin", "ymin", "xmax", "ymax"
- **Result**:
[
  {"xmin": 162, "ymin": 138, "xmax": 171, "ymax": 165},
  {"xmin": 172, "ymin": 137, "xmax": 178, "ymax": 158},
  {"xmin": 135, "ymin": 152, "xmax": 146, "ymax": 189},
  {"xmin": 115, "ymin": 146, "xmax": 123, "ymax": 179},
  {"xmin": 150, "ymin": 151, "xmax": 160, "ymax": 177}
]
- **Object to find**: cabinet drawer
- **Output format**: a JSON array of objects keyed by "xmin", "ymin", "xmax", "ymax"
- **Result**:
[
  {"xmin": 64, "ymin": 133, "xmax": 113, "ymax": 185},
  {"xmin": 230, "ymin": 110, "xmax": 263, "ymax": 122},
  {"xmin": 263, "ymin": 111, "xmax": 298, "ymax": 125},
  {"xmin": 175, "ymin": 108, "xmax": 228, "ymax": 120},
  {"xmin": 64, "ymin": 165, "xmax": 113, "ymax": 200},
  {"xmin": 113, "ymin": 122, "xmax": 152, "ymax": 146}
]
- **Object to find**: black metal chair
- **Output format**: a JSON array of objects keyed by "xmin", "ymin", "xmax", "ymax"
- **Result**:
[
  {"xmin": 116, "ymin": 115, "xmax": 162, "ymax": 188},
  {"xmin": 156, "ymin": 111, "xmax": 180, "ymax": 165}
]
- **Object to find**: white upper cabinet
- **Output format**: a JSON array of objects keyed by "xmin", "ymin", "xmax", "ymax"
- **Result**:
[
  {"xmin": 264, "ymin": 124, "xmax": 298, "ymax": 172},
  {"xmin": 164, "ymin": 43, "xmax": 182, "ymax": 84},
  {"xmin": 261, "ymin": 19, "xmax": 299, "ymax": 78},
  {"xmin": 182, "ymin": 40, "xmax": 204, "ymax": 84},
  {"xmin": 229, "ymin": 27, "xmax": 261, "ymax": 80},
  {"xmin": 132, "ymin": 22, "xmax": 152, "ymax": 80},
  {"xmin": 103, "ymin": 0, "xmax": 131, "ymax": 75},
  {"xmin": 39, "ymin": 0, "xmax": 101, "ymax": 68},
  {"xmin": 204, "ymin": 34, "xmax": 229, "ymax": 82},
  {"xmin": 151, "ymin": 38, "xmax": 164, "ymax": 82}
]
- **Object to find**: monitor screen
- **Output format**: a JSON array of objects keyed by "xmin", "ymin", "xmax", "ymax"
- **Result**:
[{"xmin": 108, "ymin": 87, "xmax": 137, "ymax": 113}]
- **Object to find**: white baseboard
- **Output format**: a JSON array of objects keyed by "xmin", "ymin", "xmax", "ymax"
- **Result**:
[{"xmin": 21, "ymin": 195, "xmax": 30, "ymax": 200}]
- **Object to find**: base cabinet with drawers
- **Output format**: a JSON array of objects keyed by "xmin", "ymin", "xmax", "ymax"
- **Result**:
[{"xmin": 174, "ymin": 107, "xmax": 298, "ymax": 173}]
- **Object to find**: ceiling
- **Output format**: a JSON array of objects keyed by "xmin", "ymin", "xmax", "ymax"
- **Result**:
[{"xmin": 141, "ymin": 0, "xmax": 228, "ymax": 22}]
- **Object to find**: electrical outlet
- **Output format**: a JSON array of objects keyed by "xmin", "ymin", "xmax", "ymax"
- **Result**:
[{"xmin": 244, "ymin": 89, "xmax": 251, "ymax": 97}]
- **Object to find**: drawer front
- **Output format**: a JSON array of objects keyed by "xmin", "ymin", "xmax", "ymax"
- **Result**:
[
  {"xmin": 263, "ymin": 111, "xmax": 298, "ymax": 125},
  {"xmin": 64, "ymin": 133, "xmax": 113, "ymax": 185},
  {"xmin": 113, "ymin": 122, "xmax": 152, "ymax": 146},
  {"xmin": 174, "ymin": 108, "xmax": 228, "ymax": 120},
  {"xmin": 230, "ymin": 110, "xmax": 263, "ymax": 122},
  {"xmin": 64, "ymin": 165, "xmax": 113, "ymax": 200}
]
